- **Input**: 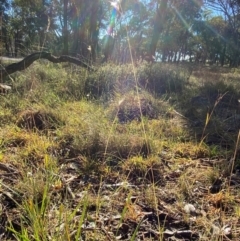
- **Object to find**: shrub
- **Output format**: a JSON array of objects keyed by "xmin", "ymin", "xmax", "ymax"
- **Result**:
[{"xmin": 137, "ymin": 63, "xmax": 189, "ymax": 95}]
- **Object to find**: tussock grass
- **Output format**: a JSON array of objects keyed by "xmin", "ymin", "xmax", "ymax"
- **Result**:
[
  {"xmin": 0, "ymin": 62, "xmax": 240, "ymax": 240},
  {"xmin": 107, "ymin": 90, "xmax": 165, "ymax": 123}
]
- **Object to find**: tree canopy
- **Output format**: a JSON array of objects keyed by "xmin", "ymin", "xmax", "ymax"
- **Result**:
[{"xmin": 1, "ymin": 0, "xmax": 240, "ymax": 66}]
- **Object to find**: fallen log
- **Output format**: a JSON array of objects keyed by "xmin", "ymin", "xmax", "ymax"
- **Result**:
[{"xmin": 0, "ymin": 52, "xmax": 94, "ymax": 81}]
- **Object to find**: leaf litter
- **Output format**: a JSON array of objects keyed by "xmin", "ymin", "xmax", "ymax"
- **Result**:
[{"xmin": 1, "ymin": 148, "xmax": 240, "ymax": 240}]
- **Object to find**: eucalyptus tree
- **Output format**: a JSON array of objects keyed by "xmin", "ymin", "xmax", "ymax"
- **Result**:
[
  {"xmin": 9, "ymin": 0, "xmax": 58, "ymax": 55},
  {"xmin": 108, "ymin": 0, "xmax": 150, "ymax": 63},
  {"xmin": 99, "ymin": 0, "xmax": 203, "ymax": 63},
  {"xmin": 65, "ymin": 0, "xmax": 103, "ymax": 61},
  {"xmin": 148, "ymin": 0, "xmax": 203, "ymax": 62},
  {"xmin": 204, "ymin": 0, "xmax": 240, "ymax": 66},
  {"xmin": 63, "ymin": 0, "xmax": 68, "ymax": 54},
  {"xmin": 192, "ymin": 15, "xmax": 228, "ymax": 65},
  {"xmin": 0, "ymin": 0, "xmax": 10, "ymax": 55},
  {"xmin": 5, "ymin": 0, "xmax": 103, "ymax": 60}
]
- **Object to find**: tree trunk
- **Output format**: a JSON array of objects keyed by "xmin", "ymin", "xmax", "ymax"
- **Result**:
[
  {"xmin": 149, "ymin": 0, "xmax": 168, "ymax": 60},
  {"xmin": 63, "ymin": 0, "xmax": 68, "ymax": 55},
  {"xmin": 220, "ymin": 42, "xmax": 226, "ymax": 66},
  {"xmin": 89, "ymin": 1, "xmax": 100, "ymax": 62}
]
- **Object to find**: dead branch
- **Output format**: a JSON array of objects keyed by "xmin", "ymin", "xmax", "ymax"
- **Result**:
[{"xmin": 0, "ymin": 52, "xmax": 94, "ymax": 81}]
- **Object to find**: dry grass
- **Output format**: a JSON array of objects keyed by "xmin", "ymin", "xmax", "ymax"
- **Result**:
[{"xmin": 0, "ymin": 62, "xmax": 240, "ymax": 240}]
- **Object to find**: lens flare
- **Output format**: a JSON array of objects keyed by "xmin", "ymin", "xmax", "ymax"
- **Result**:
[
  {"xmin": 172, "ymin": 6, "xmax": 191, "ymax": 30},
  {"xmin": 107, "ymin": 7, "xmax": 118, "ymax": 35}
]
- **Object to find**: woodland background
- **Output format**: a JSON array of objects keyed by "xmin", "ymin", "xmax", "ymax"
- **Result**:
[{"xmin": 1, "ymin": 0, "xmax": 240, "ymax": 67}]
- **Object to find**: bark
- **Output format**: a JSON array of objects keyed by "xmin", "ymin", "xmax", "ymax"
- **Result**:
[
  {"xmin": 149, "ymin": 0, "xmax": 168, "ymax": 60},
  {"xmin": 0, "ymin": 52, "xmax": 94, "ymax": 81},
  {"xmin": 89, "ymin": 1, "xmax": 100, "ymax": 61},
  {"xmin": 63, "ymin": 0, "xmax": 68, "ymax": 55},
  {"xmin": 220, "ymin": 42, "xmax": 226, "ymax": 66}
]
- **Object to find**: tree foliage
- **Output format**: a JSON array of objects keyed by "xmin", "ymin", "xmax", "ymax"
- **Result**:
[{"xmin": 0, "ymin": 0, "xmax": 240, "ymax": 66}]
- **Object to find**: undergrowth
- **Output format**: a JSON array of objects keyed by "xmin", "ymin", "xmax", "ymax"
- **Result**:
[{"xmin": 0, "ymin": 62, "xmax": 240, "ymax": 240}]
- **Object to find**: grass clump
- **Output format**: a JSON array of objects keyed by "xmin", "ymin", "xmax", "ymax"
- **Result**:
[
  {"xmin": 84, "ymin": 64, "xmax": 137, "ymax": 100},
  {"xmin": 55, "ymin": 101, "xmax": 154, "ymax": 161},
  {"xmin": 16, "ymin": 108, "xmax": 64, "ymax": 131},
  {"xmin": 122, "ymin": 155, "xmax": 164, "ymax": 184},
  {"xmin": 137, "ymin": 63, "xmax": 190, "ymax": 95},
  {"xmin": 107, "ymin": 90, "xmax": 166, "ymax": 123}
]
